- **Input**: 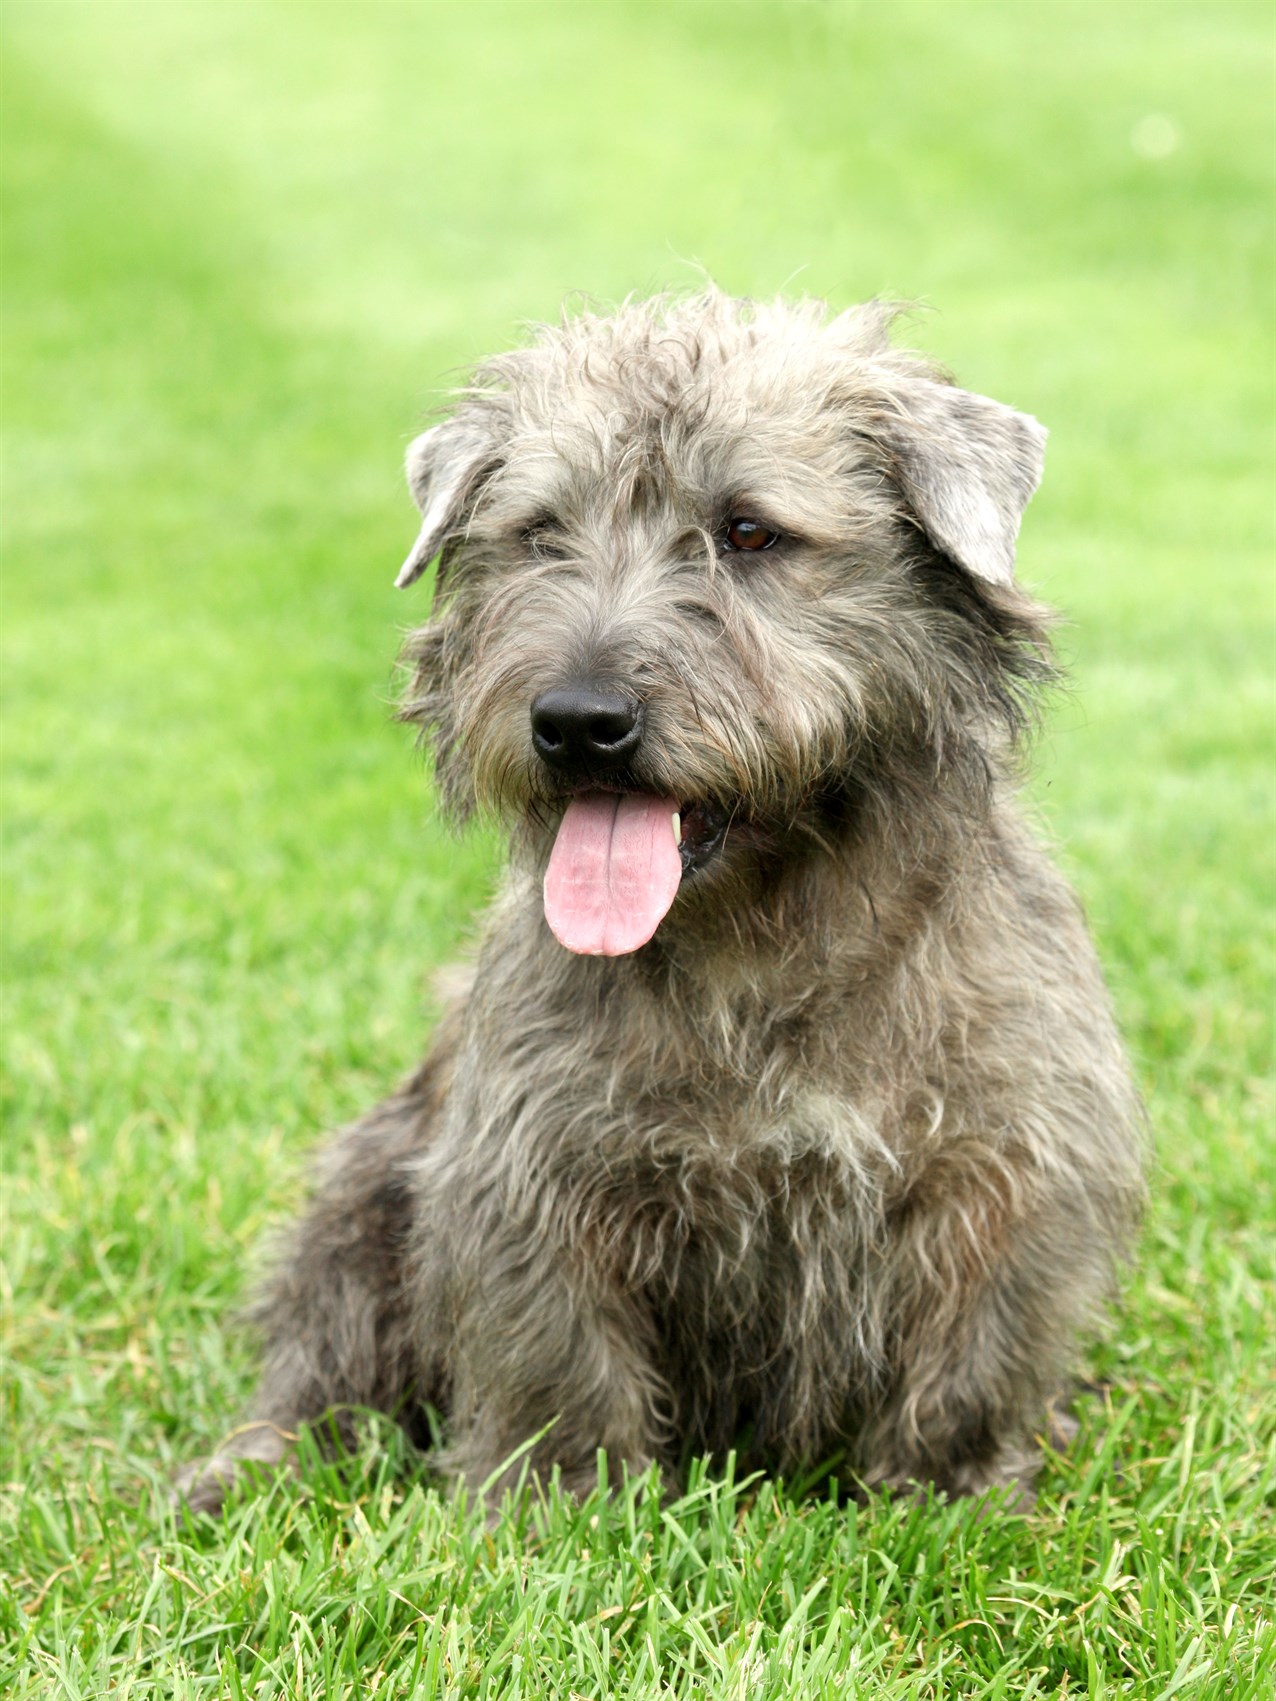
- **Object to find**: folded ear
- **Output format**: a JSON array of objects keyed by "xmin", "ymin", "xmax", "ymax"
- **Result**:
[
  {"xmin": 395, "ymin": 415, "xmax": 498, "ymax": 589},
  {"xmin": 876, "ymin": 375, "xmax": 1047, "ymax": 587}
]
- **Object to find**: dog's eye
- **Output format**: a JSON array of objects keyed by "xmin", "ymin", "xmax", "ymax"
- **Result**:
[
  {"xmin": 521, "ymin": 519, "xmax": 567, "ymax": 558},
  {"xmin": 723, "ymin": 518, "xmax": 779, "ymax": 554}
]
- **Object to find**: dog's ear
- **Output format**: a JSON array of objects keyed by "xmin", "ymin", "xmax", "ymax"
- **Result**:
[
  {"xmin": 395, "ymin": 416, "xmax": 498, "ymax": 589},
  {"xmin": 875, "ymin": 376, "xmax": 1046, "ymax": 587}
]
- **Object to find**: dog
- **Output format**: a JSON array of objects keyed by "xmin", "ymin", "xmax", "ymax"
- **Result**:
[{"xmin": 177, "ymin": 290, "xmax": 1144, "ymax": 1515}]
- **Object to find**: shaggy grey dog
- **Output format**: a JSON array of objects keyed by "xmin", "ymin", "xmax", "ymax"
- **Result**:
[{"xmin": 178, "ymin": 290, "xmax": 1144, "ymax": 1515}]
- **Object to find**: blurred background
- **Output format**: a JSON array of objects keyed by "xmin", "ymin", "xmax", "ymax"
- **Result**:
[{"xmin": 2, "ymin": 0, "xmax": 1272, "ymax": 1592}]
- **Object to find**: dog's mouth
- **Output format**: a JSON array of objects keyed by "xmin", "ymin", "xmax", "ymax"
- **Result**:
[
  {"xmin": 542, "ymin": 790, "xmax": 731, "ymax": 957},
  {"xmin": 673, "ymin": 797, "xmax": 731, "ymax": 871}
]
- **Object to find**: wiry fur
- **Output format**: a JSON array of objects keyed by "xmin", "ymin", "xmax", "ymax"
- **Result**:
[{"xmin": 177, "ymin": 291, "xmax": 1144, "ymax": 1515}]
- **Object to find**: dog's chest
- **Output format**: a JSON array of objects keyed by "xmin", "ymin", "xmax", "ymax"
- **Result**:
[
  {"xmin": 575, "ymin": 1083, "xmax": 889, "ymax": 1312},
  {"xmin": 623, "ymin": 1130, "xmax": 887, "ymax": 1458}
]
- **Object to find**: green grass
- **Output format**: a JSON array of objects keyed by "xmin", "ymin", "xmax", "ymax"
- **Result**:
[{"xmin": 2, "ymin": 0, "xmax": 1272, "ymax": 1694}]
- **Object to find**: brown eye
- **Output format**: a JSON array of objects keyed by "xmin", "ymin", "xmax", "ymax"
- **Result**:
[{"xmin": 723, "ymin": 517, "xmax": 779, "ymax": 553}]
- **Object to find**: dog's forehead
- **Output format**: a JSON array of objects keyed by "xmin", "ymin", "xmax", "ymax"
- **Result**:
[
  {"xmin": 475, "ymin": 297, "xmax": 892, "ymax": 525},
  {"xmin": 506, "ymin": 301, "xmax": 866, "ymax": 430}
]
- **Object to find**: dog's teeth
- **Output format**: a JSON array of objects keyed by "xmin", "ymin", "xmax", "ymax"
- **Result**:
[{"xmin": 672, "ymin": 811, "xmax": 682, "ymax": 845}]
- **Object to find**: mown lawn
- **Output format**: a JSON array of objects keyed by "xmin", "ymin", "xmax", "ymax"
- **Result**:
[{"xmin": 2, "ymin": 2, "xmax": 1272, "ymax": 1695}]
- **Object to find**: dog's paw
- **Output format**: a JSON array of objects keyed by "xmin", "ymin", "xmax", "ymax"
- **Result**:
[
  {"xmin": 171, "ymin": 1455, "xmax": 241, "ymax": 1517},
  {"xmin": 171, "ymin": 1422, "xmax": 296, "ymax": 1517},
  {"xmin": 935, "ymin": 1439, "xmax": 1042, "ymax": 1514}
]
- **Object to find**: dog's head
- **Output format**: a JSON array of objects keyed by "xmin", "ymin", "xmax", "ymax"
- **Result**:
[{"xmin": 398, "ymin": 291, "xmax": 1052, "ymax": 956}]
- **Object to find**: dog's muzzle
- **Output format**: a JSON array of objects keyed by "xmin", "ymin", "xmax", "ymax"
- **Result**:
[{"xmin": 529, "ymin": 683, "xmax": 735, "ymax": 959}]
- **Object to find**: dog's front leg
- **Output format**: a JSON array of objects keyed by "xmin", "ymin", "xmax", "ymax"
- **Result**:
[
  {"xmin": 424, "ymin": 1199, "xmax": 670, "ymax": 1503},
  {"xmin": 862, "ymin": 1180, "xmax": 1118, "ymax": 1510}
]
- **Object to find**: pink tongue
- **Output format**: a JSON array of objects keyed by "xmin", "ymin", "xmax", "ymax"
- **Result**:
[{"xmin": 544, "ymin": 792, "xmax": 683, "ymax": 956}]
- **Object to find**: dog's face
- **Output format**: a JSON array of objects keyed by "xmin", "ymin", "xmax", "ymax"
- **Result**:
[{"xmin": 398, "ymin": 293, "xmax": 1050, "ymax": 955}]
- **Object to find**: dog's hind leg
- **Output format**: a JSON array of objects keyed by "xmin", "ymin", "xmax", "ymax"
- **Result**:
[{"xmin": 175, "ymin": 1042, "xmax": 454, "ymax": 1515}]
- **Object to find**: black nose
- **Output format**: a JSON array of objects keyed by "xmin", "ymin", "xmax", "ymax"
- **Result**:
[{"xmin": 530, "ymin": 685, "xmax": 644, "ymax": 774}]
